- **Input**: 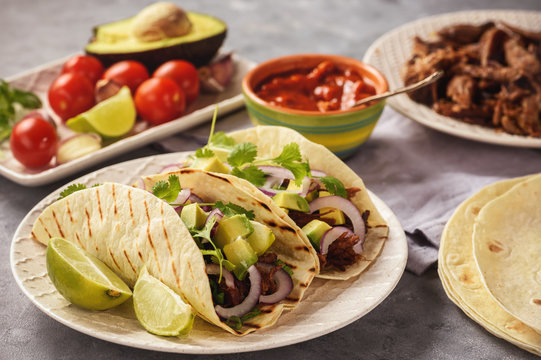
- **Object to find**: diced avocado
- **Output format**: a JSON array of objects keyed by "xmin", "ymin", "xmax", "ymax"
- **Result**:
[
  {"xmin": 85, "ymin": 11, "xmax": 227, "ymax": 70},
  {"xmin": 286, "ymin": 180, "xmax": 319, "ymax": 203},
  {"xmin": 318, "ymin": 191, "xmax": 345, "ymax": 225},
  {"xmin": 180, "ymin": 203, "xmax": 208, "ymax": 230},
  {"xmin": 302, "ymin": 220, "xmax": 332, "ymax": 249},
  {"xmin": 246, "ymin": 221, "xmax": 275, "ymax": 255},
  {"xmin": 213, "ymin": 214, "xmax": 254, "ymax": 249},
  {"xmin": 272, "ymin": 192, "xmax": 310, "ymax": 212},
  {"xmin": 208, "ymin": 146, "xmax": 231, "ymax": 163},
  {"xmin": 223, "ymin": 239, "xmax": 258, "ymax": 280},
  {"xmin": 190, "ymin": 155, "xmax": 230, "ymax": 174}
]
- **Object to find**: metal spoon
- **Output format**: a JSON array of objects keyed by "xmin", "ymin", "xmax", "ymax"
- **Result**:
[{"xmin": 352, "ymin": 70, "xmax": 444, "ymax": 107}]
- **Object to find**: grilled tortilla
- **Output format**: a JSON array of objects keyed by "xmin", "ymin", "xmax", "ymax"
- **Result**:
[{"xmin": 226, "ymin": 126, "xmax": 389, "ymax": 280}]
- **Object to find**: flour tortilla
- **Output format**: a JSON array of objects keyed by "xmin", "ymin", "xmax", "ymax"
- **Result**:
[
  {"xmin": 227, "ymin": 126, "xmax": 389, "ymax": 280},
  {"xmin": 472, "ymin": 173, "xmax": 541, "ymax": 334},
  {"xmin": 439, "ymin": 174, "xmax": 541, "ymax": 356},
  {"xmin": 140, "ymin": 168, "xmax": 319, "ymax": 333},
  {"xmin": 32, "ymin": 181, "xmax": 315, "ymax": 336}
]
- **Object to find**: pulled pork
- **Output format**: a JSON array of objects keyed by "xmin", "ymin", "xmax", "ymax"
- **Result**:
[
  {"xmin": 318, "ymin": 233, "xmax": 361, "ymax": 271},
  {"xmin": 403, "ymin": 21, "xmax": 541, "ymax": 137}
]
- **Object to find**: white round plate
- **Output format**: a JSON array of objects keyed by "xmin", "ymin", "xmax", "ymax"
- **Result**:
[
  {"xmin": 10, "ymin": 152, "xmax": 407, "ymax": 354},
  {"xmin": 364, "ymin": 10, "xmax": 541, "ymax": 148}
]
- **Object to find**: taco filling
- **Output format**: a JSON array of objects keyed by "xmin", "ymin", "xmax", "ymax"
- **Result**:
[
  {"xmin": 163, "ymin": 130, "xmax": 370, "ymax": 274},
  {"xmin": 149, "ymin": 174, "xmax": 294, "ymax": 330}
]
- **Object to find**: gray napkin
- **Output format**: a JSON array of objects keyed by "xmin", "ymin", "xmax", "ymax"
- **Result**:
[{"xmin": 153, "ymin": 107, "xmax": 541, "ymax": 275}]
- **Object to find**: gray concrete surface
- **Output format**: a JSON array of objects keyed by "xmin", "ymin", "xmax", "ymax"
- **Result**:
[{"xmin": 1, "ymin": 0, "xmax": 541, "ymax": 359}]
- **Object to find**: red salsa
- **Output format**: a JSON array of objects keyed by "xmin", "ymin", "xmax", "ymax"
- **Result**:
[{"xmin": 255, "ymin": 60, "xmax": 377, "ymax": 112}]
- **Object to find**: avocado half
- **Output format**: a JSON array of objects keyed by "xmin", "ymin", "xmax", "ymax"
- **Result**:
[{"xmin": 85, "ymin": 12, "xmax": 227, "ymax": 70}]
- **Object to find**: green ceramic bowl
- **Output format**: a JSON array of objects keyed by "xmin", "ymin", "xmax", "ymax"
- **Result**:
[{"xmin": 242, "ymin": 54, "xmax": 388, "ymax": 158}]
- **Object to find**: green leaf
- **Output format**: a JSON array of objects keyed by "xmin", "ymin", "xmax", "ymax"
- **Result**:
[
  {"xmin": 319, "ymin": 176, "xmax": 348, "ymax": 198},
  {"xmin": 273, "ymin": 143, "xmax": 302, "ymax": 164},
  {"xmin": 231, "ymin": 165, "xmax": 266, "ymax": 187},
  {"xmin": 210, "ymin": 131, "xmax": 236, "ymax": 148},
  {"xmin": 226, "ymin": 307, "xmax": 262, "ymax": 330},
  {"xmin": 195, "ymin": 147, "xmax": 214, "ymax": 158},
  {"xmin": 275, "ymin": 259, "xmax": 294, "ymax": 276},
  {"xmin": 151, "ymin": 175, "xmax": 181, "ymax": 203},
  {"xmin": 214, "ymin": 201, "xmax": 255, "ymax": 220},
  {"xmin": 227, "ymin": 142, "xmax": 258, "ymax": 167},
  {"xmin": 58, "ymin": 183, "xmax": 88, "ymax": 200},
  {"xmin": 11, "ymin": 88, "xmax": 42, "ymax": 109}
]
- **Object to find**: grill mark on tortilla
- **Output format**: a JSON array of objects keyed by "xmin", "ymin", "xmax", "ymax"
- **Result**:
[
  {"xmin": 285, "ymin": 296, "xmax": 300, "ymax": 302},
  {"xmin": 294, "ymin": 245, "xmax": 310, "ymax": 253},
  {"xmin": 74, "ymin": 232, "xmax": 85, "ymax": 250},
  {"xmin": 308, "ymin": 267, "xmax": 316, "ymax": 273},
  {"xmin": 532, "ymin": 299, "xmax": 541, "ymax": 306},
  {"xmin": 66, "ymin": 199, "xmax": 74, "ymax": 223},
  {"xmin": 112, "ymin": 184, "xmax": 118, "ymax": 215},
  {"xmin": 374, "ymin": 224, "xmax": 387, "ymax": 228},
  {"xmin": 51, "ymin": 210, "xmax": 65, "ymax": 238},
  {"xmin": 31, "ymin": 231, "xmax": 37, "ymax": 240},
  {"xmin": 144, "ymin": 200, "xmax": 161, "ymax": 273},
  {"xmin": 267, "ymin": 221, "xmax": 277, "ymax": 227},
  {"xmin": 128, "ymin": 189, "xmax": 134, "ymax": 224},
  {"xmin": 96, "ymin": 188, "xmax": 103, "ymax": 222},
  {"xmin": 85, "ymin": 208, "xmax": 92, "ymax": 237},
  {"xmin": 171, "ymin": 261, "xmax": 181, "ymax": 289},
  {"xmin": 242, "ymin": 323, "xmax": 262, "ymax": 329},
  {"xmin": 38, "ymin": 217, "xmax": 52, "ymax": 238},
  {"xmin": 257, "ymin": 201, "xmax": 271, "ymax": 211},
  {"xmin": 299, "ymin": 282, "xmax": 309, "ymax": 288},
  {"xmin": 279, "ymin": 225, "xmax": 296, "ymax": 234},
  {"xmin": 123, "ymin": 250, "xmax": 136, "ymax": 275},
  {"xmin": 207, "ymin": 172, "xmax": 231, "ymax": 184},
  {"xmin": 488, "ymin": 242, "xmax": 504, "ymax": 253},
  {"xmin": 187, "ymin": 262, "xmax": 201, "ymax": 297},
  {"xmin": 162, "ymin": 218, "xmax": 172, "ymax": 255},
  {"xmin": 108, "ymin": 248, "xmax": 122, "ymax": 272}
]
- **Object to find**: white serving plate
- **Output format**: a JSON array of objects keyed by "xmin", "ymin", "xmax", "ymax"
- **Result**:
[
  {"xmin": 364, "ymin": 10, "xmax": 541, "ymax": 148},
  {"xmin": 10, "ymin": 151, "xmax": 408, "ymax": 354},
  {"xmin": 0, "ymin": 54, "xmax": 255, "ymax": 186}
]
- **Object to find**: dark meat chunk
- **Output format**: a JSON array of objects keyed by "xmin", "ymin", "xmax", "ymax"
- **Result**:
[
  {"xmin": 437, "ymin": 22, "xmax": 494, "ymax": 44},
  {"xmin": 517, "ymin": 95, "xmax": 541, "ymax": 136},
  {"xmin": 504, "ymin": 38, "xmax": 541, "ymax": 74},
  {"xmin": 258, "ymin": 252, "xmax": 278, "ymax": 264},
  {"xmin": 255, "ymin": 263, "xmax": 280, "ymax": 295},
  {"xmin": 499, "ymin": 22, "xmax": 541, "ymax": 42},
  {"xmin": 217, "ymin": 275, "xmax": 250, "ymax": 307},
  {"xmin": 478, "ymin": 27, "xmax": 508, "ymax": 66},
  {"xmin": 346, "ymin": 187, "xmax": 361, "ymax": 199},
  {"xmin": 322, "ymin": 233, "xmax": 361, "ymax": 271},
  {"xmin": 459, "ymin": 64, "xmax": 521, "ymax": 83},
  {"xmin": 446, "ymin": 75, "xmax": 476, "ymax": 108}
]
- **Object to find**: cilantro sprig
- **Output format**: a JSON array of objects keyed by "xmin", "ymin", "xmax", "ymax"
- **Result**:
[
  {"xmin": 214, "ymin": 201, "xmax": 255, "ymax": 220},
  {"xmin": 319, "ymin": 176, "xmax": 348, "ymax": 198},
  {"xmin": 151, "ymin": 175, "xmax": 181, "ymax": 203},
  {"xmin": 0, "ymin": 80, "xmax": 42, "ymax": 141},
  {"xmin": 57, "ymin": 183, "xmax": 101, "ymax": 200}
]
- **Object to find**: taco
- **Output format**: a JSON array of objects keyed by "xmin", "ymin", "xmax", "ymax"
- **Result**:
[
  {"xmin": 32, "ymin": 175, "xmax": 317, "ymax": 336},
  {"xmin": 179, "ymin": 125, "xmax": 389, "ymax": 280}
]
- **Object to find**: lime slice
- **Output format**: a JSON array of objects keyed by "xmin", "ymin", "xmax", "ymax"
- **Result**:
[
  {"xmin": 46, "ymin": 237, "xmax": 132, "ymax": 310},
  {"xmin": 133, "ymin": 266, "xmax": 195, "ymax": 336},
  {"xmin": 66, "ymin": 86, "xmax": 136, "ymax": 138}
]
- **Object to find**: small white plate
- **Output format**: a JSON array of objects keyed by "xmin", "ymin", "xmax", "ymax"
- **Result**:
[
  {"xmin": 0, "ymin": 55, "xmax": 255, "ymax": 186},
  {"xmin": 10, "ymin": 152, "xmax": 408, "ymax": 354},
  {"xmin": 364, "ymin": 10, "xmax": 541, "ymax": 147}
]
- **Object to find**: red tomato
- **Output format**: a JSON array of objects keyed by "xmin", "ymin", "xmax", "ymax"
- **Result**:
[
  {"xmin": 102, "ymin": 60, "xmax": 149, "ymax": 94},
  {"xmin": 135, "ymin": 78, "xmax": 186, "ymax": 125},
  {"xmin": 153, "ymin": 60, "xmax": 200, "ymax": 105},
  {"xmin": 48, "ymin": 73, "xmax": 95, "ymax": 121},
  {"xmin": 61, "ymin": 55, "xmax": 104, "ymax": 84},
  {"xmin": 10, "ymin": 116, "xmax": 58, "ymax": 168}
]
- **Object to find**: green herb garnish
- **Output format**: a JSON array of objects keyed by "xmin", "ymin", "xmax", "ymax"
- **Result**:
[
  {"xmin": 195, "ymin": 147, "xmax": 214, "ymax": 158},
  {"xmin": 151, "ymin": 175, "xmax": 181, "ymax": 203},
  {"xmin": 227, "ymin": 142, "xmax": 258, "ymax": 167},
  {"xmin": 0, "ymin": 80, "xmax": 42, "ymax": 141},
  {"xmin": 231, "ymin": 165, "xmax": 266, "ymax": 187},
  {"xmin": 226, "ymin": 307, "xmax": 262, "ymax": 330},
  {"xmin": 319, "ymin": 176, "xmax": 348, "ymax": 198},
  {"xmin": 210, "ymin": 131, "xmax": 236, "ymax": 149},
  {"xmin": 214, "ymin": 201, "xmax": 255, "ymax": 220},
  {"xmin": 58, "ymin": 184, "xmax": 88, "ymax": 200}
]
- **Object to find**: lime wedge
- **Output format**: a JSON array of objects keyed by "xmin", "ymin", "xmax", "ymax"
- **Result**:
[
  {"xmin": 66, "ymin": 86, "xmax": 136, "ymax": 138},
  {"xmin": 46, "ymin": 237, "xmax": 132, "ymax": 311},
  {"xmin": 133, "ymin": 266, "xmax": 195, "ymax": 336}
]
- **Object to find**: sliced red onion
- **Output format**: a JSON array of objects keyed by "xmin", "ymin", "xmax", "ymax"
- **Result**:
[
  {"xmin": 172, "ymin": 189, "xmax": 191, "ymax": 212},
  {"xmin": 309, "ymin": 195, "xmax": 366, "ymax": 238},
  {"xmin": 206, "ymin": 263, "xmax": 236, "ymax": 289},
  {"xmin": 310, "ymin": 169, "xmax": 327, "ymax": 177},
  {"xmin": 257, "ymin": 263, "xmax": 294, "ymax": 305},
  {"xmin": 199, "ymin": 53, "xmax": 234, "ymax": 93},
  {"xmin": 205, "ymin": 208, "xmax": 224, "ymax": 238},
  {"xmin": 159, "ymin": 162, "xmax": 185, "ymax": 174},
  {"xmin": 257, "ymin": 166, "xmax": 311, "ymax": 197},
  {"xmin": 257, "ymin": 165, "xmax": 294, "ymax": 179},
  {"xmin": 188, "ymin": 193, "xmax": 212, "ymax": 212},
  {"xmin": 352, "ymin": 239, "xmax": 363, "ymax": 255},
  {"xmin": 320, "ymin": 226, "xmax": 353, "ymax": 255},
  {"xmin": 215, "ymin": 265, "xmax": 261, "ymax": 319}
]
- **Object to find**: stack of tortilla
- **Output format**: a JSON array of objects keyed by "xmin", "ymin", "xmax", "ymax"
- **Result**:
[{"xmin": 439, "ymin": 173, "xmax": 541, "ymax": 355}]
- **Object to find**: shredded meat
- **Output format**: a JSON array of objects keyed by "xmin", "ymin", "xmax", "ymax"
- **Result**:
[
  {"xmin": 258, "ymin": 252, "xmax": 278, "ymax": 264},
  {"xmin": 255, "ymin": 263, "xmax": 279, "ymax": 295},
  {"xmin": 346, "ymin": 187, "xmax": 361, "ymax": 199},
  {"xmin": 403, "ymin": 21, "xmax": 541, "ymax": 137},
  {"xmin": 320, "ymin": 233, "xmax": 361, "ymax": 271},
  {"xmin": 217, "ymin": 276, "xmax": 250, "ymax": 308}
]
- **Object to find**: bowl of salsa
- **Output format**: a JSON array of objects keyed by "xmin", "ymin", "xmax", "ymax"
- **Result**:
[{"xmin": 242, "ymin": 54, "xmax": 388, "ymax": 158}]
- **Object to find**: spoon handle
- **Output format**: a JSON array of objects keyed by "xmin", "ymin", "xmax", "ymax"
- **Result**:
[{"xmin": 353, "ymin": 70, "xmax": 444, "ymax": 107}]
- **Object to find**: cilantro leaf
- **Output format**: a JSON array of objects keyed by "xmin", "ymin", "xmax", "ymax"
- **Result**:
[
  {"xmin": 151, "ymin": 175, "xmax": 181, "ymax": 203},
  {"xmin": 273, "ymin": 143, "xmax": 302, "ymax": 164},
  {"xmin": 0, "ymin": 80, "xmax": 41, "ymax": 142},
  {"xmin": 231, "ymin": 165, "xmax": 266, "ymax": 187},
  {"xmin": 195, "ymin": 147, "xmax": 214, "ymax": 158},
  {"xmin": 227, "ymin": 142, "xmax": 258, "ymax": 167},
  {"xmin": 210, "ymin": 131, "xmax": 236, "ymax": 148},
  {"xmin": 226, "ymin": 307, "xmax": 262, "ymax": 330},
  {"xmin": 214, "ymin": 201, "xmax": 255, "ymax": 220},
  {"xmin": 319, "ymin": 176, "xmax": 348, "ymax": 198},
  {"xmin": 58, "ymin": 183, "xmax": 88, "ymax": 200}
]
